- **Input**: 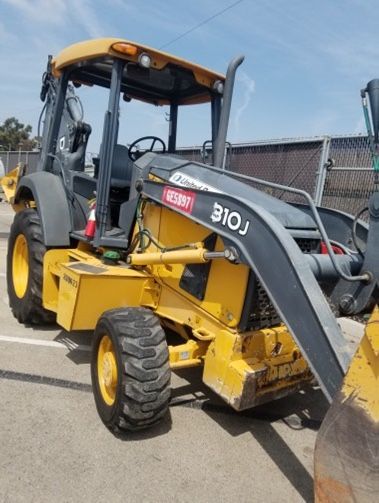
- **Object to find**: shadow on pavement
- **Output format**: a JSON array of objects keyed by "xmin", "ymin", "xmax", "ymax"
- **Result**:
[
  {"xmin": 113, "ymin": 414, "xmax": 173, "ymax": 442},
  {"xmin": 54, "ymin": 329, "xmax": 92, "ymax": 365},
  {"xmin": 212, "ymin": 415, "xmax": 315, "ymax": 502},
  {"xmin": 26, "ymin": 324, "xmax": 92, "ymax": 364},
  {"xmin": 170, "ymin": 367, "xmax": 329, "ymax": 502},
  {"xmin": 29, "ymin": 324, "xmax": 93, "ymax": 365}
]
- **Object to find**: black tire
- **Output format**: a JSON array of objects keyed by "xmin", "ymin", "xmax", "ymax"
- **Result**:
[
  {"xmin": 91, "ymin": 307, "xmax": 171, "ymax": 432},
  {"xmin": 7, "ymin": 209, "xmax": 55, "ymax": 325}
]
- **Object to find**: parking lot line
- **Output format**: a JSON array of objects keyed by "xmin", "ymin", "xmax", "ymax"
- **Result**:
[{"xmin": 0, "ymin": 334, "xmax": 91, "ymax": 351}]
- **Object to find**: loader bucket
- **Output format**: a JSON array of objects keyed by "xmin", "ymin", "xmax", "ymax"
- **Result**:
[
  {"xmin": 0, "ymin": 166, "xmax": 20, "ymax": 204},
  {"xmin": 314, "ymin": 306, "xmax": 379, "ymax": 502}
]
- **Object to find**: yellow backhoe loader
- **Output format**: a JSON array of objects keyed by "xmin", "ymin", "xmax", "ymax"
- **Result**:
[{"xmin": 1, "ymin": 38, "xmax": 378, "ymax": 501}]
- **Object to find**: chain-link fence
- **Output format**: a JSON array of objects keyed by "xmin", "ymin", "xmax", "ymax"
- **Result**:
[
  {"xmin": 0, "ymin": 150, "xmax": 99, "ymax": 175},
  {"xmin": 320, "ymin": 136, "xmax": 375, "ymax": 217},
  {"xmin": 1, "ymin": 135, "xmax": 376, "ymax": 217},
  {"xmin": 178, "ymin": 135, "xmax": 375, "ymax": 213},
  {"xmin": 0, "ymin": 150, "xmax": 40, "ymax": 174},
  {"xmin": 180, "ymin": 138, "xmax": 326, "ymax": 204}
]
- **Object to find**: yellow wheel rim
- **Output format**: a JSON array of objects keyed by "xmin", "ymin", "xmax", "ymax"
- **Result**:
[
  {"xmin": 97, "ymin": 334, "xmax": 118, "ymax": 406},
  {"xmin": 12, "ymin": 234, "xmax": 29, "ymax": 299}
]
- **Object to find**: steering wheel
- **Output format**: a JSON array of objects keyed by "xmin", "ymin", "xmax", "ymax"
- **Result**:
[{"xmin": 127, "ymin": 136, "xmax": 166, "ymax": 161}]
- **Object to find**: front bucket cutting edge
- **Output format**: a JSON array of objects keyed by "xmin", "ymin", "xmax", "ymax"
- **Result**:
[{"xmin": 314, "ymin": 306, "xmax": 379, "ymax": 502}]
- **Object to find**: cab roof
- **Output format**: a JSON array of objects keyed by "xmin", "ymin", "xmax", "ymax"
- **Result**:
[{"xmin": 51, "ymin": 37, "xmax": 225, "ymax": 106}]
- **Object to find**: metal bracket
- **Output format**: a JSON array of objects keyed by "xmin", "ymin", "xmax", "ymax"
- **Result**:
[{"xmin": 335, "ymin": 192, "xmax": 379, "ymax": 314}]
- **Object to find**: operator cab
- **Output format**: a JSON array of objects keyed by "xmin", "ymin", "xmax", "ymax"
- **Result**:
[{"xmin": 39, "ymin": 38, "xmax": 227, "ymax": 247}]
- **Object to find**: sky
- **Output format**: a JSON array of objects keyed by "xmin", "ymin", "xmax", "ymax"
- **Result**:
[{"xmin": 0, "ymin": 0, "xmax": 378, "ymax": 154}]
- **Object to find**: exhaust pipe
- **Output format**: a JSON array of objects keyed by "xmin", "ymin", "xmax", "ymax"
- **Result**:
[
  {"xmin": 366, "ymin": 79, "xmax": 379, "ymax": 144},
  {"xmin": 213, "ymin": 55, "xmax": 244, "ymax": 169}
]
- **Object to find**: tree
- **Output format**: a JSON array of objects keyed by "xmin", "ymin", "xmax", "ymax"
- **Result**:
[{"xmin": 0, "ymin": 117, "xmax": 37, "ymax": 151}]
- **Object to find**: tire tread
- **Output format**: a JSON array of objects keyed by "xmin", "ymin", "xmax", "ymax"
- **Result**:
[
  {"xmin": 7, "ymin": 209, "xmax": 55, "ymax": 325},
  {"xmin": 92, "ymin": 307, "xmax": 171, "ymax": 432}
]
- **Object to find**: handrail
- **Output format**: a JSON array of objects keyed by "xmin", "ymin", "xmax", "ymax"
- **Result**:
[{"xmin": 201, "ymin": 163, "xmax": 371, "ymax": 283}]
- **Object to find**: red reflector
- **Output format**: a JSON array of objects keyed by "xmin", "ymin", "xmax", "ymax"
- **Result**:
[{"xmin": 320, "ymin": 242, "xmax": 344, "ymax": 255}]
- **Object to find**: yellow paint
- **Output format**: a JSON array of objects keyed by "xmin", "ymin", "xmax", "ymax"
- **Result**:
[
  {"xmin": 12, "ymin": 233, "xmax": 29, "ymax": 298},
  {"xmin": 141, "ymin": 203, "xmax": 250, "ymax": 328},
  {"xmin": 341, "ymin": 306, "xmax": 379, "ymax": 421},
  {"xmin": 97, "ymin": 334, "xmax": 118, "ymax": 406},
  {"xmin": 203, "ymin": 325, "xmax": 311, "ymax": 410},
  {"xmin": 366, "ymin": 305, "xmax": 379, "ymax": 356},
  {"xmin": 169, "ymin": 339, "xmax": 208, "ymax": 368},
  {"xmin": 128, "ymin": 247, "xmax": 207, "ymax": 266},
  {"xmin": 42, "ymin": 240, "xmax": 311, "ymax": 407},
  {"xmin": 43, "ymin": 248, "xmax": 70, "ymax": 311},
  {"xmin": 51, "ymin": 37, "xmax": 225, "ymax": 104},
  {"xmin": 57, "ymin": 269, "xmax": 158, "ymax": 331},
  {"xmin": 43, "ymin": 248, "xmax": 159, "ymax": 330},
  {"xmin": 0, "ymin": 167, "xmax": 25, "ymax": 211},
  {"xmin": 192, "ymin": 327, "xmax": 214, "ymax": 341},
  {"xmin": 156, "ymin": 285, "xmax": 223, "ymax": 338}
]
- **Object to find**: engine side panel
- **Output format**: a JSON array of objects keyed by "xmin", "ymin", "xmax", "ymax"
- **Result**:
[{"xmin": 142, "ymin": 201, "xmax": 250, "ymax": 328}]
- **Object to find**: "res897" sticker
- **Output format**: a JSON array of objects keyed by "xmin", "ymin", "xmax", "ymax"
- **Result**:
[{"xmin": 162, "ymin": 186, "xmax": 196, "ymax": 214}]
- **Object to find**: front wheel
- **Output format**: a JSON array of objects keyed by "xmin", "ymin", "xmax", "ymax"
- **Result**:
[
  {"xmin": 91, "ymin": 307, "xmax": 171, "ymax": 432},
  {"xmin": 7, "ymin": 209, "xmax": 55, "ymax": 324}
]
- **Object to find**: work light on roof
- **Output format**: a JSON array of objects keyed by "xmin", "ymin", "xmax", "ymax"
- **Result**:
[
  {"xmin": 213, "ymin": 80, "xmax": 224, "ymax": 94},
  {"xmin": 138, "ymin": 53, "xmax": 151, "ymax": 69}
]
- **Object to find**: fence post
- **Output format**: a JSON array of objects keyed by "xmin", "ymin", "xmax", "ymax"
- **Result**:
[{"xmin": 313, "ymin": 136, "xmax": 331, "ymax": 206}]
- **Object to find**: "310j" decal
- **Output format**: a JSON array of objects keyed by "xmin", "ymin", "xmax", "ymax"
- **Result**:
[{"xmin": 210, "ymin": 202, "xmax": 250, "ymax": 236}]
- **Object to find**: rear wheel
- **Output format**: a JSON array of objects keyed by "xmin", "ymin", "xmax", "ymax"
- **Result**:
[
  {"xmin": 91, "ymin": 307, "xmax": 171, "ymax": 432},
  {"xmin": 7, "ymin": 209, "xmax": 55, "ymax": 324}
]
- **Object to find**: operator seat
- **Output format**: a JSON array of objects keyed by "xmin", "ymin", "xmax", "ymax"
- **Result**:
[
  {"xmin": 65, "ymin": 121, "xmax": 92, "ymax": 172},
  {"xmin": 70, "ymin": 144, "xmax": 133, "ymax": 231},
  {"xmin": 110, "ymin": 144, "xmax": 133, "ymax": 189}
]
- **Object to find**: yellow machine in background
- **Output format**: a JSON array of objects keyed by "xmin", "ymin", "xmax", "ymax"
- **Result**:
[
  {"xmin": 2, "ymin": 38, "xmax": 378, "ymax": 501},
  {"xmin": 315, "ymin": 307, "xmax": 379, "ymax": 500}
]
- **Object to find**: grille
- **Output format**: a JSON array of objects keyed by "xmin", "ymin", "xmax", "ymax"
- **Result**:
[
  {"xmin": 246, "ymin": 279, "xmax": 281, "ymax": 330},
  {"xmin": 295, "ymin": 238, "xmax": 320, "ymax": 254},
  {"xmin": 243, "ymin": 238, "xmax": 320, "ymax": 330}
]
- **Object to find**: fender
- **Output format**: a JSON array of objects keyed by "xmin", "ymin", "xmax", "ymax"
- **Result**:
[{"xmin": 15, "ymin": 172, "xmax": 71, "ymax": 246}]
